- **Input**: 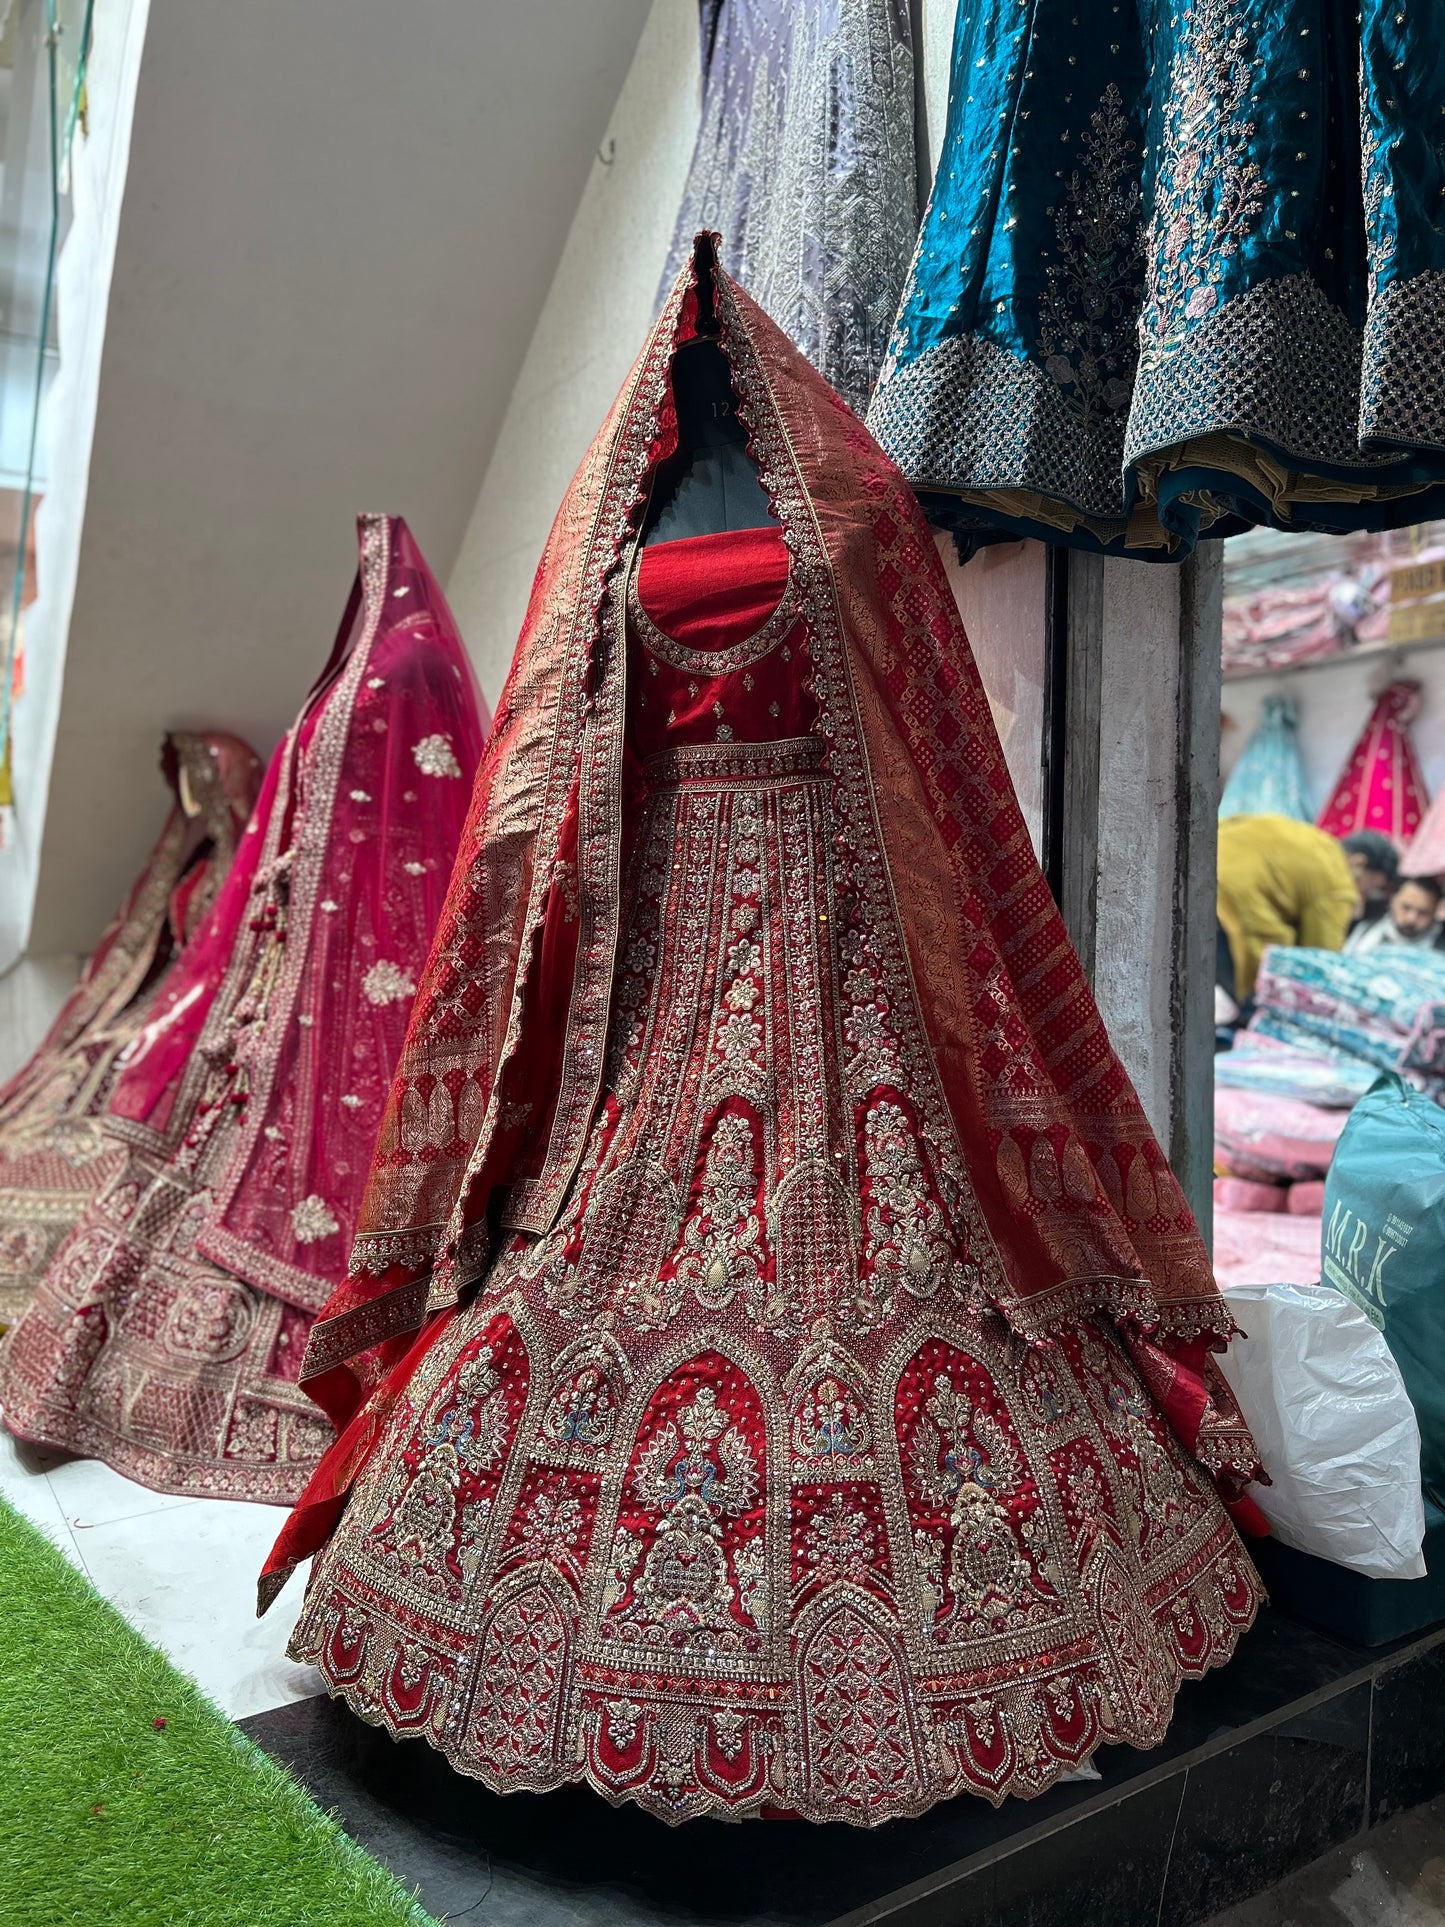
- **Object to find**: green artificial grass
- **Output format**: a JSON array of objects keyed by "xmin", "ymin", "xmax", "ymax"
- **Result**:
[{"xmin": 0, "ymin": 1498, "xmax": 438, "ymax": 1927}]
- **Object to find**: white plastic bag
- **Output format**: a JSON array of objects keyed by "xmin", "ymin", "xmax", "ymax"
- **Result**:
[{"xmin": 1218, "ymin": 1279, "xmax": 1426, "ymax": 1580}]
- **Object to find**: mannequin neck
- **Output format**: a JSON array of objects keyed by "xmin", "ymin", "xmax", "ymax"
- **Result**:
[{"xmin": 645, "ymin": 339, "xmax": 774, "ymax": 544}]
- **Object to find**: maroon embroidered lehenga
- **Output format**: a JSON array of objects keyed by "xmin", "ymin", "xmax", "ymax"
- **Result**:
[
  {"xmin": 0, "ymin": 731, "xmax": 261, "ymax": 1330},
  {"xmin": 268, "ymin": 242, "xmax": 1264, "ymax": 1823},
  {"xmin": 0, "ymin": 518, "xmax": 490, "ymax": 1500}
]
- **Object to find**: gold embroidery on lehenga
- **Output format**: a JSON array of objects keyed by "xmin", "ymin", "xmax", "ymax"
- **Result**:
[
  {"xmin": 287, "ymin": 256, "xmax": 1262, "ymax": 1826},
  {"xmin": 607, "ymin": 1384, "xmax": 764, "ymax": 1644},
  {"xmin": 861, "ymin": 1099, "xmax": 954, "ymax": 1308},
  {"xmin": 539, "ymin": 1331, "xmax": 632, "ymax": 1459},
  {"xmin": 785, "ymin": 1342, "xmax": 874, "ymax": 1474},
  {"xmin": 672, "ymin": 1112, "xmax": 766, "ymax": 1314}
]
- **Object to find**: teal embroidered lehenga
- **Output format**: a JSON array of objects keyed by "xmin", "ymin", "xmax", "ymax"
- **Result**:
[{"xmin": 868, "ymin": 0, "xmax": 1445, "ymax": 556}]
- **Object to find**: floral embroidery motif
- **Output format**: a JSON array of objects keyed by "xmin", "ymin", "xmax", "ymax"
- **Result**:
[
  {"xmin": 364, "ymin": 1340, "xmax": 507, "ymax": 1599},
  {"xmin": 1037, "ymin": 83, "xmax": 1142, "ymax": 425},
  {"xmin": 861, "ymin": 1099, "xmax": 953, "ymax": 1303},
  {"xmin": 671, "ymin": 1113, "xmax": 765, "ymax": 1314},
  {"xmin": 361, "ymin": 960, "xmax": 417, "ymax": 1006},
  {"xmin": 541, "ymin": 1340, "xmax": 625, "ymax": 1453},
  {"xmin": 788, "ymin": 1357, "xmax": 873, "ymax": 1469},
  {"xmin": 290, "ymin": 1195, "xmax": 340, "ymax": 1243},
  {"xmin": 909, "ymin": 1373, "xmax": 1054, "ymax": 1632},
  {"xmin": 166, "ymin": 1280, "xmax": 256, "ymax": 1358},
  {"xmin": 1143, "ymin": 0, "xmax": 1264, "ymax": 346},
  {"xmin": 513, "ymin": 1489, "xmax": 586, "ymax": 1572},
  {"xmin": 412, "ymin": 733, "xmax": 462, "ymax": 779},
  {"xmin": 608, "ymin": 1384, "xmax": 763, "ymax": 1641},
  {"xmin": 1107, "ymin": 1381, "xmax": 1187, "ymax": 1528},
  {"xmin": 803, "ymin": 1492, "xmax": 878, "ymax": 1588}
]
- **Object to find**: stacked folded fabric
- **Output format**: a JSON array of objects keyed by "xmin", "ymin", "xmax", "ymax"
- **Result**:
[
  {"xmin": 1221, "ymin": 579, "xmax": 1347, "ymax": 676},
  {"xmin": 1213, "ymin": 1081, "xmax": 1349, "ymax": 1219},
  {"xmin": 1214, "ymin": 1088, "xmax": 1349, "ymax": 1182},
  {"xmin": 1216, "ymin": 1035, "xmax": 1382, "ymax": 1108},
  {"xmin": 1249, "ymin": 947, "xmax": 1445, "ymax": 1088},
  {"xmin": 1212, "ymin": 1209, "xmax": 1324, "ymax": 1290},
  {"xmin": 1221, "ymin": 523, "xmax": 1445, "ymax": 678}
]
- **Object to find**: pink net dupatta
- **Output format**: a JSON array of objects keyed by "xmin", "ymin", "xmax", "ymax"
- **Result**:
[
  {"xmin": 1316, "ymin": 679, "xmax": 1430, "ymax": 847},
  {"xmin": 187, "ymin": 516, "xmax": 490, "ymax": 1313}
]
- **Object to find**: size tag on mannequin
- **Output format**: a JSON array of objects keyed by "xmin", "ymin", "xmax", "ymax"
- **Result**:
[{"xmin": 645, "ymin": 341, "xmax": 774, "ymax": 544}]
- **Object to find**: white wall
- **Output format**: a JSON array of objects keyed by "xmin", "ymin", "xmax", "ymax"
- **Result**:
[
  {"xmin": 447, "ymin": 0, "xmax": 703, "ymax": 697},
  {"xmin": 21, "ymin": 0, "xmax": 653, "ymax": 958},
  {"xmin": 0, "ymin": 953, "xmax": 79, "ymax": 1082},
  {"xmin": 1220, "ymin": 643, "xmax": 1445, "ymax": 818},
  {"xmin": 916, "ymin": 0, "xmax": 959, "ymax": 175},
  {"xmin": 1094, "ymin": 562, "xmax": 1186, "ymax": 1140},
  {"xmin": 940, "ymin": 535, "xmax": 1047, "ymax": 856}
]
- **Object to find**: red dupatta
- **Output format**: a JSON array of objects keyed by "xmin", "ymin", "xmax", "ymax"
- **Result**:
[{"xmin": 266, "ymin": 239, "xmax": 1259, "ymax": 1599}]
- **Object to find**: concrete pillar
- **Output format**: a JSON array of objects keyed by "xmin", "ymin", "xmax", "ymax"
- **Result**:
[{"xmin": 1049, "ymin": 546, "xmax": 1222, "ymax": 1239}]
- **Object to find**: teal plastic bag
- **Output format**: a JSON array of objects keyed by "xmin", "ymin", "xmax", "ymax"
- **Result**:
[{"xmin": 1323, "ymin": 1074, "xmax": 1445, "ymax": 1512}]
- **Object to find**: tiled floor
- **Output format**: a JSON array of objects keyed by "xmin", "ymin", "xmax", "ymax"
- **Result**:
[
  {"xmin": 1205, "ymin": 1796, "xmax": 1445, "ymax": 1926},
  {"xmin": 0, "ymin": 1427, "xmax": 319, "ymax": 1721}
]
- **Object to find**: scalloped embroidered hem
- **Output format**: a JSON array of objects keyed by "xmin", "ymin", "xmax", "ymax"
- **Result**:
[
  {"xmin": 282, "ymin": 1271, "xmax": 1264, "ymax": 1826},
  {"xmin": 288, "ymin": 1537, "xmax": 1261, "ymax": 1826},
  {"xmin": 0, "ymin": 1397, "xmax": 323, "ymax": 1506}
]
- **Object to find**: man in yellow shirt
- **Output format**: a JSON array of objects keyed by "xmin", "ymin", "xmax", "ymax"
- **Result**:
[{"xmin": 1217, "ymin": 813, "xmax": 1361, "ymax": 1000}]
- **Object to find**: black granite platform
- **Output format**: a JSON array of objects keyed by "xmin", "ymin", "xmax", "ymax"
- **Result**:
[{"xmin": 240, "ymin": 1611, "xmax": 1445, "ymax": 1927}]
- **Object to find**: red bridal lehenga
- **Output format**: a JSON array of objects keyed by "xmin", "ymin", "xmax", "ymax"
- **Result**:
[
  {"xmin": 0, "ymin": 731, "xmax": 261, "ymax": 1330},
  {"xmin": 267, "ymin": 240, "xmax": 1264, "ymax": 1824},
  {"xmin": 0, "ymin": 517, "xmax": 491, "ymax": 1500}
]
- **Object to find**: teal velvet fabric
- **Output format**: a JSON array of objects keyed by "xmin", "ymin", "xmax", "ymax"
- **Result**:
[{"xmin": 867, "ymin": 0, "xmax": 1445, "ymax": 556}]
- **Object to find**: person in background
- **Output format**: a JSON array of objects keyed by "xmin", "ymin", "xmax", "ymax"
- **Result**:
[
  {"xmin": 1345, "ymin": 874, "xmax": 1445, "ymax": 954},
  {"xmin": 1341, "ymin": 830, "xmax": 1400, "ymax": 939},
  {"xmin": 1218, "ymin": 813, "xmax": 1361, "ymax": 1000}
]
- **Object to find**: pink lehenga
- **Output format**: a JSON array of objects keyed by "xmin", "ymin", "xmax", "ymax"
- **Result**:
[
  {"xmin": 0, "ymin": 517, "xmax": 491, "ymax": 1500},
  {"xmin": 0, "ymin": 731, "xmax": 261, "ymax": 1329}
]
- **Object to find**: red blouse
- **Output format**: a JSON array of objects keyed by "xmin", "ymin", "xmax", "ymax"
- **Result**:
[{"xmin": 630, "ymin": 525, "xmax": 816, "ymax": 756}]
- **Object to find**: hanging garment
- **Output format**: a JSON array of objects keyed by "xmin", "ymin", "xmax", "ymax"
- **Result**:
[
  {"xmin": 658, "ymin": 0, "xmax": 916, "ymax": 418},
  {"xmin": 1402, "ymin": 780, "xmax": 1445, "ymax": 879},
  {"xmin": 1316, "ymin": 679, "xmax": 1429, "ymax": 845},
  {"xmin": 0, "ymin": 731, "xmax": 261, "ymax": 1330},
  {"xmin": 1219, "ymin": 695, "xmax": 1313, "ymax": 823},
  {"xmin": 0, "ymin": 518, "xmax": 491, "ymax": 1502},
  {"xmin": 867, "ymin": 0, "xmax": 1445, "ymax": 556},
  {"xmin": 262, "ymin": 237, "xmax": 1263, "ymax": 1826}
]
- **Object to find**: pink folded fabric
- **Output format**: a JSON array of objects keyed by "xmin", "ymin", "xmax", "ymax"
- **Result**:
[
  {"xmin": 1214, "ymin": 1175, "xmax": 1289, "ymax": 1214},
  {"xmin": 1213, "ymin": 1209, "xmax": 1323, "ymax": 1289},
  {"xmin": 1214, "ymin": 1086, "xmax": 1349, "ymax": 1181},
  {"xmin": 1286, "ymin": 1180, "xmax": 1328, "ymax": 1216}
]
